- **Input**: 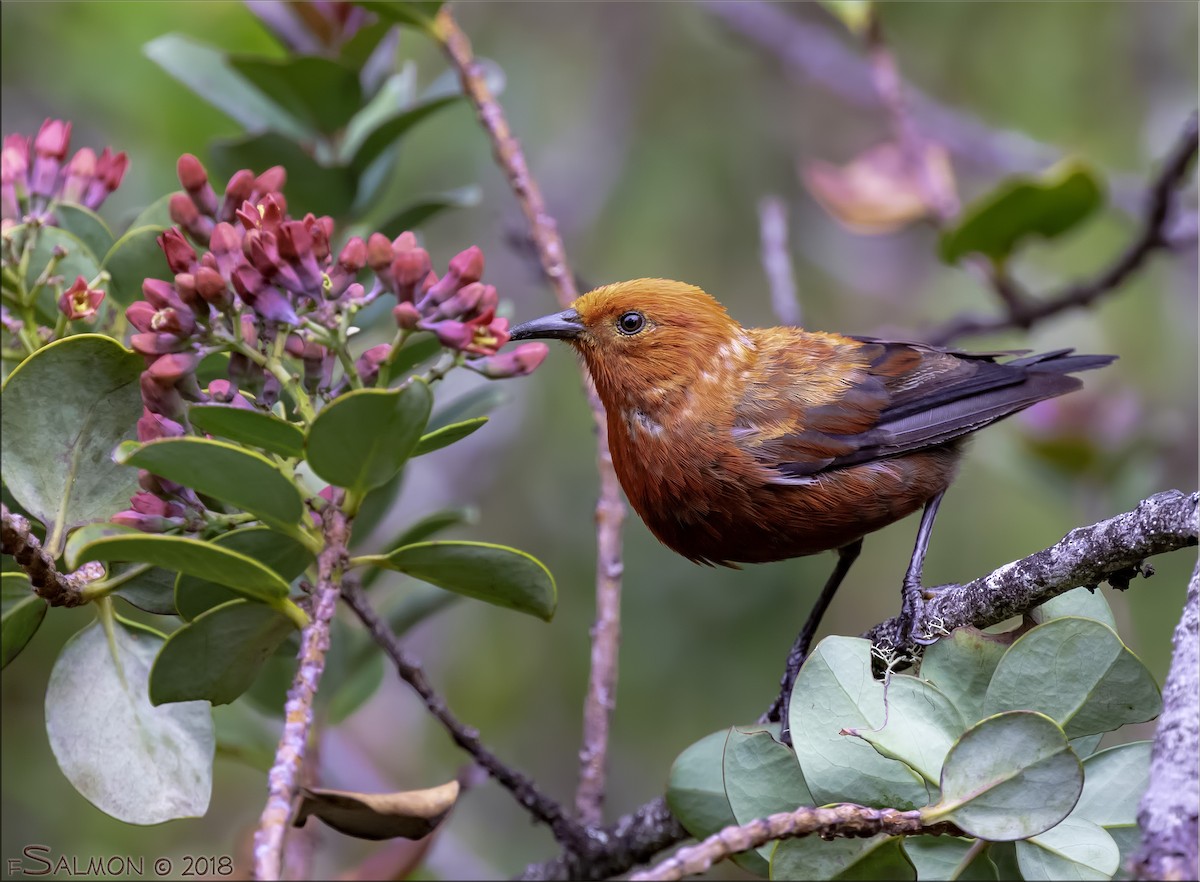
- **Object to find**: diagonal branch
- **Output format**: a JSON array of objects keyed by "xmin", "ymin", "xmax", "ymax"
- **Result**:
[
  {"xmin": 434, "ymin": 6, "xmax": 626, "ymax": 829},
  {"xmin": 519, "ymin": 489, "xmax": 1199, "ymax": 880},
  {"xmin": 340, "ymin": 577, "xmax": 589, "ymax": 855},
  {"xmin": 629, "ymin": 804, "xmax": 963, "ymax": 882},
  {"xmin": 1, "ymin": 503, "xmax": 100, "ymax": 606},
  {"xmin": 1131, "ymin": 560, "xmax": 1199, "ymax": 881},
  {"xmin": 254, "ymin": 507, "xmax": 349, "ymax": 881}
]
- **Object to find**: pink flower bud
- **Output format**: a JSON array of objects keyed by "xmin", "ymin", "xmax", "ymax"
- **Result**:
[
  {"xmin": 392, "ymin": 301, "xmax": 421, "ymax": 329},
  {"xmin": 194, "ymin": 266, "xmax": 231, "ymax": 308},
  {"xmin": 57, "ymin": 276, "xmax": 104, "ymax": 320},
  {"xmin": 33, "ymin": 119, "xmax": 71, "ymax": 159},
  {"xmin": 338, "ymin": 237, "xmax": 367, "ymax": 273},
  {"xmin": 111, "ymin": 510, "xmax": 180, "ymax": 533},
  {"xmin": 206, "ymin": 379, "xmax": 254, "ymax": 409},
  {"xmin": 390, "ymin": 249, "xmax": 432, "ymax": 302},
  {"xmin": 137, "ymin": 408, "xmax": 185, "ymax": 441},
  {"xmin": 208, "ymin": 222, "xmax": 244, "ymax": 278},
  {"xmin": 149, "ymin": 306, "xmax": 196, "ymax": 337},
  {"xmin": 139, "ymin": 373, "xmax": 186, "ymax": 420},
  {"xmin": 60, "ymin": 148, "xmax": 96, "ymax": 203},
  {"xmin": 1, "ymin": 134, "xmax": 29, "ymax": 185},
  {"xmin": 255, "ymin": 166, "xmax": 286, "ymax": 195},
  {"xmin": 355, "ymin": 343, "xmax": 391, "ymax": 386},
  {"xmin": 85, "ymin": 149, "xmax": 128, "ymax": 209},
  {"xmin": 467, "ymin": 342, "xmax": 549, "ymax": 379},
  {"xmin": 448, "ymin": 245, "xmax": 484, "ymax": 285},
  {"xmin": 131, "ymin": 332, "xmax": 188, "ymax": 356},
  {"xmin": 420, "ymin": 318, "xmax": 475, "ymax": 351},
  {"xmin": 146, "ymin": 352, "xmax": 200, "ymax": 384},
  {"xmin": 176, "ymin": 153, "xmax": 208, "ymax": 192},
  {"xmin": 220, "ymin": 170, "xmax": 256, "ymax": 222},
  {"xmin": 126, "ymin": 301, "xmax": 157, "ymax": 333},
  {"xmin": 158, "ymin": 228, "xmax": 196, "ymax": 274},
  {"xmin": 169, "ymin": 192, "xmax": 199, "ymax": 226},
  {"xmin": 366, "ymin": 232, "xmax": 393, "ymax": 272},
  {"xmin": 131, "ymin": 491, "xmax": 171, "ymax": 517}
]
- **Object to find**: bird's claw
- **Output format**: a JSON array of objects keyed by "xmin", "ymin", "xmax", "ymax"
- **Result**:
[{"xmin": 899, "ymin": 589, "xmax": 948, "ymax": 647}]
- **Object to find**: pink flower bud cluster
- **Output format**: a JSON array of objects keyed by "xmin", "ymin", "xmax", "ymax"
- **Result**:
[{"xmin": 1, "ymin": 119, "xmax": 127, "ymax": 229}]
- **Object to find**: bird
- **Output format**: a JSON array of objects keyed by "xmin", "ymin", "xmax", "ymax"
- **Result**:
[{"xmin": 510, "ymin": 278, "xmax": 1115, "ymax": 726}]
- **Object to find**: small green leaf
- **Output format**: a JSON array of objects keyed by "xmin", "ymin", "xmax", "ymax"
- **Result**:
[
  {"xmin": 143, "ymin": 34, "xmax": 309, "ymax": 140},
  {"xmin": 771, "ymin": 834, "xmax": 916, "ymax": 882},
  {"xmin": 1, "ymin": 335, "xmax": 142, "ymax": 556},
  {"xmin": 1, "ymin": 573, "xmax": 47, "ymax": 668},
  {"xmin": 939, "ymin": 161, "xmax": 1104, "ymax": 264},
  {"xmin": 212, "ymin": 702, "xmax": 278, "ymax": 772},
  {"xmin": 150, "ymin": 600, "xmax": 296, "ymax": 706},
  {"xmin": 413, "ymin": 417, "xmax": 488, "ymax": 456},
  {"xmin": 101, "ymin": 225, "xmax": 168, "ymax": 306},
  {"xmin": 919, "ymin": 626, "xmax": 1010, "ymax": 726},
  {"xmin": 1030, "ymin": 586, "xmax": 1116, "ymax": 630},
  {"xmin": 788, "ymin": 637, "xmax": 933, "ymax": 810},
  {"xmin": 1069, "ymin": 734, "xmax": 1104, "ymax": 758},
  {"xmin": 46, "ymin": 616, "xmax": 213, "ymax": 823},
  {"xmin": 1015, "ymin": 817, "xmax": 1120, "ymax": 881},
  {"xmin": 376, "ymin": 186, "xmax": 482, "ymax": 239},
  {"xmin": 667, "ymin": 728, "xmax": 770, "ymax": 876},
  {"xmin": 383, "ymin": 333, "xmax": 440, "ymax": 385},
  {"xmin": 66, "ymin": 524, "xmax": 293, "ymax": 604},
  {"xmin": 818, "ymin": 0, "xmax": 872, "ymax": 36},
  {"xmin": 902, "ymin": 837, "xmax": 998, "ymax": 881},
  {"xmin": 926, "ymin": 711, "xmax": 1082, "ymax": 841},
  {"xmin": 125, "ymin": 193, "xmax": 175, "ymax": 231},
  {"xmin": 305, "ymin": 381, "xmax": 432, "ymax": 499},
  {"xmin": 189, "ymin": 404, "xmax": 305, "ymax": 458},
  {"xmin": 54, "ymin": 203, "xmax": 115, "ymax": 262},
  {"xmin": 111, "ymin": 565, "xmax": 178, "ymax": 615},
  {"xmin": 229, "ymin": 54, "xmax": 362, "ymax": 135},
  {"xmin": 115, "ymin": 437, "xmax": 309, "ymax": 538},
  {"xmin": 176, "ymin": 527, "xmax": 313, "ymax": 621},
  {"xmin": 362, "ymin": 541, "xmax": 556, "ymax": 621},
  {"xmin": 983, "ymin": 617, "xmax": 1161, "ymax": 739},
  {"xmin": 1071, "ymin": 740, "xmax": 1151, "ymax": 867},
  {"xmin": 390, "ymin": 507, "xmax": 476, "ymax": 550},
  {"xmin": 295, "ymin": 781, "xmax": 459, "ymax": 841},
  {"xmin": 356, "ymin": 0, "xmax": 444, "ymax": 33},
  {"xmin": 210, "ymin": 132, "xmax": 357, "ymax": 218},
  {"xmin": 724, "ymin": 726, "xmax": 811, "ymax": 866}
]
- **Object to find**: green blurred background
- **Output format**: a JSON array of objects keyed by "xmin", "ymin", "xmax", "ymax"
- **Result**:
[{"xmin": 2, "ymin": 2, "xmax": 1196, "ymax": 878}]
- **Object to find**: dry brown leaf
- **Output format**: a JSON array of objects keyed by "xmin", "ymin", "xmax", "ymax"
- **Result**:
[{"xmin": 294, "ymin": 780, "xmax": 460, "ymax": 841}]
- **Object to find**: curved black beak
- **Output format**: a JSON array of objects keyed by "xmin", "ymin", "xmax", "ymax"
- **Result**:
[{"xmin": 509, "ymin": 308, "xmax": 583, "ymax": 341}]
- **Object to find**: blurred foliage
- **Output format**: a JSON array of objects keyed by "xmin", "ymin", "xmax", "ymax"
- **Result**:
[{"xmin": 2, "ymin": 2, "xmax": 1196, "ymax": 879}]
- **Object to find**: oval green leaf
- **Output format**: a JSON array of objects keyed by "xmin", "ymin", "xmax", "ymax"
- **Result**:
[
  {"xmin": 1073, "ymin": 741, "xmax": 1151, "ymax": 828},
  {"xmin": 229, "ymin": 54, "xmax": 362, "ymax": 135},
  {"xmin": 115, "ymin": 437, "xmax": 309, "ymax": 537},
  {"xmin": 788, "ymin": 637, "xmax": 934, "ymax": 809},
  {"xmin": 189, "ymin": 403, "xmax": 305, "ymax": 458},
  {"xmin": 349, "ymin": 94, "xmax": 460, "ymax": 175},
  {"xmin": 902, "ymin": 837, "xmax": 998, "ymax": 881},
  {"xmin": 54, "ymin": 203, "xmax": 115, "ymax": 262},
  {"xmin": 1, "ymin": 572, "xmax": 47, "ymax": 668},
  {"xmin": 102, "ymin": 225, "xmax": 169, "ymax": 306},
  {"xmin": 927, "ymin": 710, "xmax": 1082, "ymax": 841},
  {"xmin": 45, "ymin": 617, "xmax": 213, "ymax": 824},
  {"xmin": 1, "ymin": 335, "xmax": 143, "ymax": 556},
  {"xmin": 19, "ymin": 225, "xmax": 102, "ymax": 318},
  {"xmin": 305, "ymin": 381, "xmax": 432, "ymax": 499},
  {"xmin": 150, "ymin": 600, "xmax": 296, "ymax": 706},
  {"xmin": 111, "ymin": 565, "xmax": 178, "ymax": 615},
  {"xmin": 412, "ymin": 417, "xmax": 488, "ymax": 457},
  {"xmin": 1029, "ymin": 586, "xmax": 1116, "ymax": 630},
  {"xmin": 210, "ymin": 131, "xmax": 356, "ymax": 218},
  {"xmin": 377, "ymin": 186, "xmax": 482, "ymax": 240},
  {"xmin": 382, "ymin": 333, "xmax": 440, "ymax": 385},
  {"xmin": 983, "ymin": 617, "xmax": 1161, "ymax": 739},
  {"xmin": 1015, "ymin": 817, "xmax": 1120, "ymax": 881},
  {"xmin": 919, "ymin": 626, "xmax": 1010, "ymax": 726},
  {"xmin": 939, "ymin": 160, "xmax": 1104, "ymax": 264},
  {"xmin": 176, "ymin": 527, "xmax": 313, "ymax": 621},
  {"xmin": 66, "ymin": 524, "xmax": 292, "ymax": 604},
  {"xmin": 363, "ymin": 540, "xmax": 556, "ymax": 621},
  {"xmin": 724, "ymin": 726, "xmax": 811, "ymax": 866},
  {"xmin": 771, "ymin": 834, "xmax": 915, "ymax": 882}
]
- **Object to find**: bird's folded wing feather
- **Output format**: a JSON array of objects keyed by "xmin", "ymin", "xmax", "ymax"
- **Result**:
[{"xmin": 733, "ymin": 336, "xmax": 1110, "ymax": 483}]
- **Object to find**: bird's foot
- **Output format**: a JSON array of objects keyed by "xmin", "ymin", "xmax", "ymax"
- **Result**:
[{"xmin": 898, "ymin": 581, "xmax": 949, "ymax": 648}]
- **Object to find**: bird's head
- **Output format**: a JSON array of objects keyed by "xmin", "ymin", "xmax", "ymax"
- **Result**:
[{"xmin": 510, "ymin": 279, "xmax": 750, "ymax": 410}]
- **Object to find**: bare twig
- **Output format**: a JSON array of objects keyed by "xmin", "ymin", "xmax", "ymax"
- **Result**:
[
  {"xmin": 519, "ymin": 490, "xmax": 1198, "ymax": 880},
  {"xmin": 926, "ymin": 111, "xmax": 1199, "ymax": 345},
  {"xmin": 757, "ymin": 196, "xmax": 802, "ymax": 326},
  {"xmin": 340, "ymin": 577, "xmax": 588, "ymax": 854},
  {"xmin": 254, "ymin": 508, "xmax": 349, "ymax": 881},
  {"xmin": 0, "ymin": 503, "xmax": 101, "ymax": 606},
  {"xmin": 434, "ymin": 7, "xmax": 626, "ymax": 828},
  {"xmin": 630, "ymin": 803, "xmax": 962, "ymax": 882},
  {"xmin": 1131, "ymin": 560, "xmax": 1199, "ymax": 881}
]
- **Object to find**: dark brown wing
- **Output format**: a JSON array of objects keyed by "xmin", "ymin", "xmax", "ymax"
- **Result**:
[{"xmin": 734, "ymin": 336, "xmax": 1115, "ymax": 483}]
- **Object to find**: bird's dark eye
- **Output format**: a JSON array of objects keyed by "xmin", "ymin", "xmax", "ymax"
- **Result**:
[{"xmin": 616, "ymin": 311, "xmax": 645, "ymax": 335}]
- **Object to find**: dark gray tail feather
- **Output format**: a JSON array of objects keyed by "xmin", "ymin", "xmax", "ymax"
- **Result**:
[{"xmin": 1009, "ymin": 349, "xmax": 1118, "ymax": 374}]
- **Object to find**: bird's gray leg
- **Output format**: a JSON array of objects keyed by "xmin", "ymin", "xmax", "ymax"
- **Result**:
[
  {"xmin": 773, "ymin": 538, "xmax": 863, "ymax": 745},
  {"xmin": 899, "ymin": 491, "xmax": 946, "ymax": 647}
]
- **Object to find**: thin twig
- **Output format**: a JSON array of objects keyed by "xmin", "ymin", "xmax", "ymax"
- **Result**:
[
  {"xmin": 926, "ymin": 111, "xmax": 1198, "ymax": 345},
  {"xmin": 0, "ymin": 503, "xmax": 101, "ymax": 606},
  {"xmin": 340, "ymin": 577, "xmax": 589, "ymax": 854},
  {"xmin": 519, "ymin": 490, "xmax": 1199, "ymax": 880},
  {"xmin": 1131, "ymin": 559, "xmax": 1199, "ymax": 881},
  {"xmin": 630, "ymin": 803, "xmax": 962, "ymax": 882},
  {"xmin": 757, "ymin": 196, "xmax": 802, "ymax": 326},
  {"xmin": 253, "ymin": 507, "xmax": 348, "ymax": 881},
  {"xmin": 434, "ymin": 6, "xmax": 626, "ymax": 829}
]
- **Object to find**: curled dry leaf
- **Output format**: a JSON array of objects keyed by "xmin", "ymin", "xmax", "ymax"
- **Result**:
[
  {"xmin": 294, "ymin": 780, "xmax": 460, "ymax": 841},
  {"xmin": 801, "ymin": 141, "xmax": 956, "ymax": 234}
]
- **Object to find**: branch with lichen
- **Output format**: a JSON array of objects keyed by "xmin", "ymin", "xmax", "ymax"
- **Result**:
[
  {"xmin": 433, "ymin": 6, "xmax": 626, "ymax": 828},
  {"xmin": 630, "ymin": 804, "xmax": 963, "ymax": 882},
  {"xmin": 1, "ymin": 503, "xmax": 102, "ymax": 606},
  {"xmin": 253, "ymin": 506, "xmax": 348, "ymax": 882},
  {"xmin": 340, "ymin": 576, "xmax": 589, "ymax": 854},
  {"xmin": 518, "ymin": 490, "xmax": 1199, "ymax": 880}
]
